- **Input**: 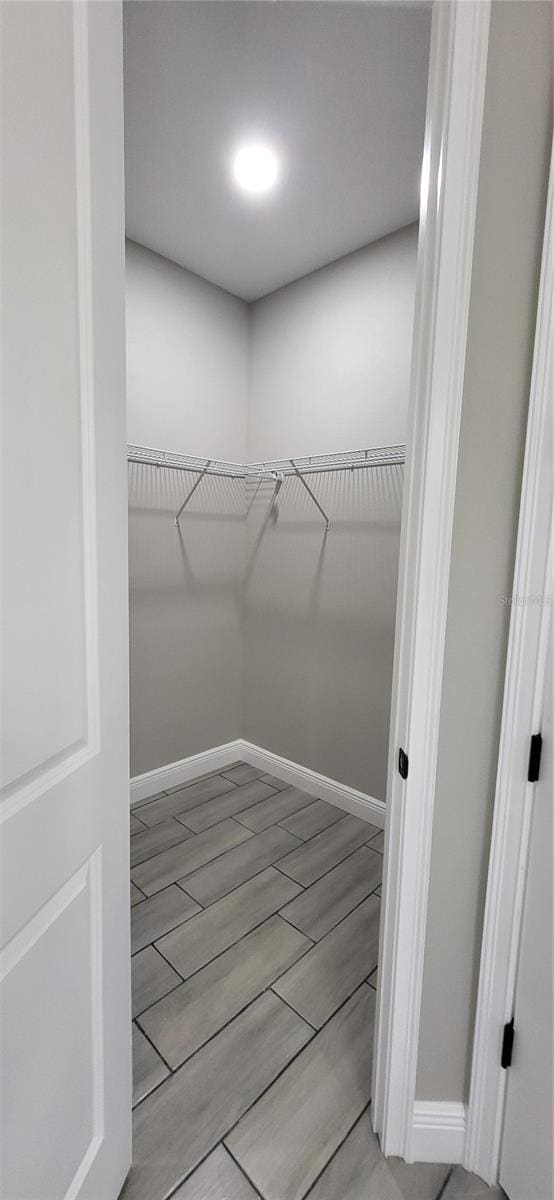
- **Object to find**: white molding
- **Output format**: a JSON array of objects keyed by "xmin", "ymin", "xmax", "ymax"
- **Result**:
[
  {"xmin": 372, "ymin": 0, "xmax": 491, "ymax": 1158},
  {"xmin": 130, "ymin": 740, "xmax": 242, "ymax": 804},
  {"xmin": 239, "ymin": 740, "xmax": 385, "ymax": 828},
  {"xmin": 130, "ymin": 737, "xmax": 385, "ymax": 826},
  {"xmin": 464, "ymin": 145, "xmax": 553, "ymax": 1186},
  {"xmin": 410, "ymin": 1103, "xmax": 467, "ymax": 1165}
]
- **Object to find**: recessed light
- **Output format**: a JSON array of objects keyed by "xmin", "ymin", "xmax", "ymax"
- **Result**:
[{"xmin": 232, "ymin": 144, "xmax": 279, "ymax": 194}]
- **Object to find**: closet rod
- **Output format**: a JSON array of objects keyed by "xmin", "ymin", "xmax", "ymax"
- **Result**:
[
  {"xmin": 127, "ymin": 442, "xmax": 406, "ymax": 528},
  {"xmin": 250, "ymin": 444, "xmax": 406, "ymax": 478},
  {"xmin": 127, "ymin": 444, "xmax": 246, "ymax": 479}
]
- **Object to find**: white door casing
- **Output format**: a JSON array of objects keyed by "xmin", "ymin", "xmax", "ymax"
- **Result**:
[
  {"xmin": 0, "ymin": 4, "xmax": 130, "ymax": 1198},
  {"xmin": 464, "ymin": 143, "xmax": 553, "ymax": 1187},
  {"xmin": 372, "ymin": 0, "xmax": 491, "ymax": 1157},
  {"xmin": 500, "ymin": 640, "xmax": 552, "ymax": 1200}
]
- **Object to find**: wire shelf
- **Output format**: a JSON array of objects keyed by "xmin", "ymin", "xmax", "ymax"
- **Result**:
[{"xmin": 127, "ymin": 442, "xmax": 406, "ymax": 528}]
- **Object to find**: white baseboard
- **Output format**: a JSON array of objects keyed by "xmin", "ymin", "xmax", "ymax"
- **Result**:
[
  {"xmin": 130, "ymin": 737, "xmax": 386, "ymax": 828},
  {"xmin": 409, "ymin": 1102, "xmax": 467, "ymax": 1164},
  {"xmin": 130, "ymin": 740, "xmax": 242, "ymax": 805},
  {"xmin": 238, "ymin": 739, "xmax": 385, "ymax": 829}
]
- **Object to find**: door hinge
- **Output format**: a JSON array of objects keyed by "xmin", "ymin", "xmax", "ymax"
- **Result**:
[
  {"xmin": 398, "ymin": 747, "xmax": 409, "ymax": 779},
  {"xmin": 501, "ymin": 1017, "xmax": 515, "ymax": 1069},
  {"xmin": 528, "ymin": 732, "xmax": 542, "ymax": 782}
]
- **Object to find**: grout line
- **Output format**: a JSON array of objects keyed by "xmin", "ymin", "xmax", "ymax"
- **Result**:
[
  {"xmin": 131, "ymin": 829, "xmax": 194, "ymax": 871},
  {"xmin": 301, "ymin": 1102, "xmax": 373, "ymax": 1200},
  {"xmin": 268, "ymin": 986, "xmax": 317, "ymax": 1032},
  {"xmin": 224, "ymin": 1141, "xmax": 268, "ymax": 1199},
  {"xmin": 130, "ymin": 791, "xmax": 169, "ymax": 812},
  {"xmin": 132, "ymin": 975, "xmax": 374, "ymax": 1186},
  {"xmin": 178, "ymin": 861, "xmax": 301, "ymax": 910},
  {"xmin": 130, "ymin": 819, "xmax": 257, "ymax": 890},
  {"xmin": 434, "ymin": 1167, "xmax": 455, "ymax": 1200},
  {"xmin": 133, "ymin": 974, "xmax": 184, "ymax": 1025},
  {"xmin": 138, "ymin": 911, "xmax": 314, "ymax": 1015},
  {"xmin": 269, "ymin": 891, "xmax": 380, "ymax": 997},
  {"xmin": 132, "ymin": 1016, "xmax": 173, "ymax": 1075},
  {"xmin": 130, "ymin": 874, "xmax": 200, "ymax": 913},
  {"xmin": 219, "ymin": 981, "xmax": 374, "ymax": 1156},
  {"xmin": 133, "ymin": 772, "xmax": 240, "ymax": 823},
  {"xmin": 170, "ymin": 782, "xmax": 280, "ymax": 835},
  {"xmin": 272, "ymin": 863, "xmax": 306, "ymax": 889}
]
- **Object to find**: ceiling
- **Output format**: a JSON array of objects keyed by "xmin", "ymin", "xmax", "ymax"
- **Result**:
[{"xmin": 123, "ymin": 2, "xmax": 431, "ymax": 302}]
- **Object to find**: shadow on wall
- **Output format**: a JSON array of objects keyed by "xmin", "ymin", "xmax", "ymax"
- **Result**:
[
  {"xmin": 128, "ymin": 463, "xmax": 244, "ymax": 777},
  {"xmin": 127, "ymin": 461, "xmax": 403, "ymax": 800},
  {"xmin": 243, "ymin": 464, "xmax": 403, "ymax": 800}
]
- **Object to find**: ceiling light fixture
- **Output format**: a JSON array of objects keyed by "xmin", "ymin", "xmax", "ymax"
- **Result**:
[{"xmin": 232, "ymin": 144, "xmax": 279, "ymax": 195}]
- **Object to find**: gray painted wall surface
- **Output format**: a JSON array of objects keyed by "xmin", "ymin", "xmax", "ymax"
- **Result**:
[
  {"xmin": 126, "ymin": 240, "xmax": 249, "ymax": 459},
  {"xmin": 243, "ymin": 464, "xmax": 403, "ymax": 799},
  {"xmin": 243, "ymin": 227, "xmax": 417, "ymax": 796},
  {"xmin": 416, "ymin": 0, "xmax": 552, "ymax": 1101},
  {"xmin": 247, "ymin": 225, "xmax": 418, "ymax": 460},
  {"xmin": 126, "ymin": 244, "xmax": 248, "ymax": 775},
  {"xmin": 127, "ymin": 230, "xmax": 416, "ymax": 786}
]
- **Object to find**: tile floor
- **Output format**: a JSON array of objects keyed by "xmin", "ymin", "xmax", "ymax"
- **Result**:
[{"xmin": 123, "ymin": 762, "xmax": 503, "ymax": 1200}]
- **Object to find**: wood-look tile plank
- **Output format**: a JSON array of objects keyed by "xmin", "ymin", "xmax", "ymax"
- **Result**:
[
  {"xmin": 158, "ymin": 867, "xmax": 302, "ymax": 979},
  {"xmin": 130, "ymin": 881, "xmax": 144, "ymax": 907},
  {"xmin": 137, "ymin": 776, "xmax": 237, "ymax": 828},
  {"xmin": 130, "ymin": 813, "xmax": 147, "ymax": 835},
  {"xmin": 131, "ymin": 884, "xmax": 201, "ymax": 955},
  {"xmin": 226, "ymin": 985, "xmax": 375, "ymax": 1200},
  {"xmin": 182, "ymin": 780, "xmax": 276, "ymax": 833},
  {"xmin": 131, "ymin": 790, "xmax": 167, "ymax": 812},
  {"xmin": 439, "ymin": 1166, "xmax": 507, "ymax": 1199},
  {"xmin": 139, "ymin": 916, "xmax": 312, "ymax": 1068},
  {"xmin": 130, "ymin": 817, "xmax": 192, "ymax": 868},
  {"xmin": 367, "ymin": 829, "xmax": 385, "ymax": 853},
  {"xmin": 132, "ymin": 1022, "xmax": 168, "ymax": 1108},
  {"xmin": 259, "ymin": 773, "xmax": 290, "ymax": 791},
  {"xmin": 181, "ymin": 825, "xmax": 301, "ymax": 907},
  {"xmin": 122, "ymin": 992, "xmax": 313, "ymax": 1200},
  {"xmin": 236, "ymin": 786, "xmax": 314, "ymax": 833},
  {"xmin": 221, "ymin": 764, "xmax": 264, "ymax": 786},
  {"xmin": 273, "ymin": 895, "xmax": 380, "ymax": 1027},
  {"xmin": 279, "ymin": 799, "xmax": 343, "ymax": 841},
  {"xmin": 280, "ymin": 846, "xmax": 382, "ymax": 941},
  {"xmin": 308, "ymin": 1109, "xmax": 450, "ymax": 1200},
  {"xmin": 172, "ymin": 1146, "xmax": 260, "ymax": 1200},
  {"xmin": 278, "ymin": 815, "xmax": 378, "ymax": 887},
  {"xmin": 132, "ymin": 945, "xmax": 182, "ymax": 1018},
  {"xmin": 131, "ymin": 818, "xmax": 253, "ymax": 896}
]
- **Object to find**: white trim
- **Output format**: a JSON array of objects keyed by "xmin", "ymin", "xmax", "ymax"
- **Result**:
[
  {"xmin": 464, "ymin": 144, "xmax": 553, "ymax": 1187},
  {"xmin": 129, "ymin": 740, "xmax": 242, "ymax": 804},
  {"xmin": 410, "ymin": 1103, "xmax": 467, "ymax": 1165},
  {"xmin": 373, "ymin": 0, "xmax": 491, "ymax": 1158},
  {"xmin": 239, "ymin": 740, "xmax": 385, "ymax": 828},
  {"xmin": 130, "ymin": 737, "xmax": 385, "ymax": 826}
]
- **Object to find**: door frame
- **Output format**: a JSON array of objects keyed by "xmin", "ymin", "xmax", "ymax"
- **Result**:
[
  {"xmin": 463, "ymin": 143, "xmax": 553, "ymax": 1187},
  {"xmin": 372, "ymin": 0, "xmax": 491, "ymax": 1158}
]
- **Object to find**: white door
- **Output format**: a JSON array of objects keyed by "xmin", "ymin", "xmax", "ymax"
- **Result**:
[
  {"xmin": 499, "ymin": 635, "xmax": 553, "ymax": 1200},
  {"xmin": 0, "ymin": 3, "xmax": 130, "ymax": 1198}
]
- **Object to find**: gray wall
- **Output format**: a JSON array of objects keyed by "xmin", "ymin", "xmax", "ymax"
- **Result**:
[
  {"xmin": 248, "ymin": 225, "xmax": 417, "ymax": 460},
  {"xmin": 126, "ymin": 240, "xmax": 249, "ymax": 459},
  {"xmin": 244, "ymin": 227, "xmax": 418, "ymax": 797},
  {"xmin": 126, "ymin": 243, "xmax": 249, "ymax": 776},
  {"xmin": 127, "ymin": 228, "xmax": 417, "ymax": 787},
  {"xmin": 416, "ymin": 0, "xmax": 552, "ymax": 1101}
]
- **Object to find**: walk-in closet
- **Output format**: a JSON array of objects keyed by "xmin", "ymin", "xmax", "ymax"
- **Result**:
[{"xmin": 124, "ymin": 3, "xmax": 438, "ymax": 1198}]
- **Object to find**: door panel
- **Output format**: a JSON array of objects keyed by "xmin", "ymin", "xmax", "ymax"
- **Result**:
[
  {"xmin": 500, "ymin": 636, "xmax": 552, "ymax": 1200},
  {"xmin": 0, "ymin": 4, "xmax": 130, "ymax": 1198}
]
